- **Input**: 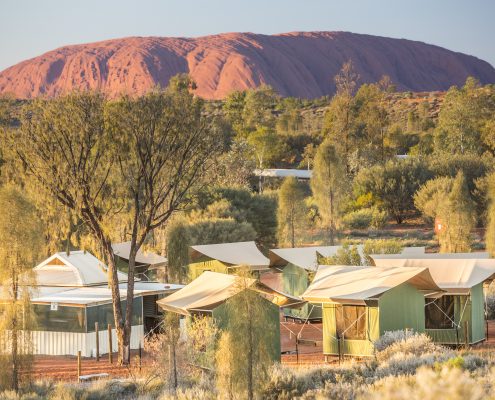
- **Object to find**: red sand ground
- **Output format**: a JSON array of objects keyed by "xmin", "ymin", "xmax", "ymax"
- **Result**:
[{"xmin": 31, "ymin": 320, "xmax": 495, "ymax": 381}]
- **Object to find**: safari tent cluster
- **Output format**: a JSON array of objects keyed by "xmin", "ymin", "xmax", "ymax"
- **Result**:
[
  {"xmin": 267, "ymin": 245, "xmax": 426, "ymax": 321},
  {"xmin": 5, "ymin": 251, "xmax": 182, "ymax": 357}
]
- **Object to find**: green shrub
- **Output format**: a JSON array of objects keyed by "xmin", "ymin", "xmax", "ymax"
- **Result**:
[{"xmin": 343, "ymin": 208, "xmax": 373, "ymax": 229}]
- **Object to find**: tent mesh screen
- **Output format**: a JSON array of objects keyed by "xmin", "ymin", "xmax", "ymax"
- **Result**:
[
  {"xmin": 425, "ymin": 296, "xmax": 455, "ymax": 329},
  {"xmin": 335, "ymin": 305, "xmax": 367, "ymax": 340}
]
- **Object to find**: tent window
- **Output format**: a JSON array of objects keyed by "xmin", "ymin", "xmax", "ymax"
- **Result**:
[
  {"xmin": 335, "ymin": 305, "xmax": 367, "ymax": 340},
  {"xmin": 425, "ymin": 296, "xmax": 455, "ymax": 329}
]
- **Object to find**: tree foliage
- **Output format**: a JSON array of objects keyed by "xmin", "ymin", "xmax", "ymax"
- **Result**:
[
  {"xmin": 277, "ymin": 177, "xmax": 308, "ymax": 247},
  {"xmin": 215, "ymin": 270, "xmax": 277, "ymax": 400},
  {"xmin": 0, "ymin": 185, "xmax": 42, "ymax": 391},
  {"xmin": 310, "ymin": 140, "xmax": 348, "ymax": 243},
  {"xmin": 354, "ymin": 158, "xmax": 431, "ymax": 224},
  {"xmin": 437, "ymin": 172, "xmax": 476, "ymax": 253},
  {"xmin": 11, "ymin": 77, "xmax": 222, "ymax": 363}
]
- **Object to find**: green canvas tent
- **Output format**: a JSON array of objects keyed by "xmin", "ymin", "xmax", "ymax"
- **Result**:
[
  {"xmin": 268, "ymin": 246, "xmax": 346, "ymax": 321},
  {"xmin": 372, "ymin": 253, "xmax": 495, "ymax": 345},
  {"xmin": 302, "ymin": 265, "xmax": 440, "ymax": 357},
  {"xmin": 267, "ymin": 246, "xmax": 426, "ymax": 321},
  {"xmin": 157, "ymin": 271, "xmax": 304, "ymax": 362},
  {"xmin": 188, "ymin": 241, "xmax": 270, "ymax": 280}
]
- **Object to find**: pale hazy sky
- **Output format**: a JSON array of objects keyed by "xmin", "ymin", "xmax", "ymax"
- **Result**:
[{"xmin": 1, "ymin": 0, "xmax": 494, "ymax": 72}]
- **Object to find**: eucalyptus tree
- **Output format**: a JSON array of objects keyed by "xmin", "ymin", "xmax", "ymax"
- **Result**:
[{"xmin": 12, "ymin": 75, "xmax": 222, "ymax": 364}]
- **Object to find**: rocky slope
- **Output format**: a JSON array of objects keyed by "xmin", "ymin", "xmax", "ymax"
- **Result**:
[{"xmin": 1, "ymin": 31, "xmax": 494, "ymax": 99}]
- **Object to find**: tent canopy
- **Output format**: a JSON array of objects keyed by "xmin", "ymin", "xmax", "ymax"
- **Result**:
[
  {"xmin": 269, "ymin": 246, "xmax": 353, "ymax": 271},
  {"xmin": 269, "ymin": 246, "xmax": 426, "ymax": 271},
  {"xmin": 302, "ymin": 265, "xmax": 441, "ymax": 305},
  {"xmin": 112, "ymin": 242, "xmax": 168, "ymax": 267},
  {"xmin": 371, "ymin": 254, "xmax": 495, "ymax": 294},
  {"xmin": 190, "ymin": 241, "xmax": 269, "ymax": 269},
  {"xmin": 30, "ymin": 282, "xmax": 183, "ymax": 307},
  {"xmin": 34, "ymin": 251, "xmax": 128, "ymax": 287},
  {"xmin": 157, "ymin": 271, "xmax": 303, "ymax": 316}
]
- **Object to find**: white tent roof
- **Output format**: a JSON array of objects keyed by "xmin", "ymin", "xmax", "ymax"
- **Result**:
[
  {"xmin": 31, "ymin": 281, "xmax": 183, "ymax": 306},
  {"xmin": 371, "ymin": 254, "xmax": 495, "ymax": 294},
  {"xmin": 34, "ymin": 251, "xmax": 128, "ymax": 287},
  {"xmin": 112, "ymin": 242, "xmax": 168, "ymax": 267},
  {"xmin": 157, "ymin": 271, "xmax": 303, "ymax": 315},
  {"xmin": 302, "ymin": 265, "xmax": 441, "ymax": 305},
  {"xmin": 269, "ymin": 246, "xmax": 348, "ymax": 271},
  {"xmin": 190, "ymin": 241, "xmax": 269, "ymax": 269},
  {"xmin": 269, "ymin": 246, "xmax": 425, "ymax": 271}
]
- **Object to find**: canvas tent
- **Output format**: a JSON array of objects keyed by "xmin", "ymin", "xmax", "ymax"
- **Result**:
[
  {"xmin": 157, "ymin": 271, "xmax": 304, "ymax": 361},
  {"xmin": 112, "ymin": 241, "xmax": 168, "ymax": 280},
  {"xmin": 188, "ymin": 241, "xmax": 270, "ymax": 279},
  {"xmin": 267, "ymin": 246, "xmax": 426, "ymax": 321},
  {"xmin": 302, "ymin": 265, "xmax": 441, "ymax": 356},
  {"xmin": 372, "ymin": 253, "xmax": 495, "ymax": 345},
  {"xmin": 1, "ymin": 251, "xmax": 182, "ymax": 357}
]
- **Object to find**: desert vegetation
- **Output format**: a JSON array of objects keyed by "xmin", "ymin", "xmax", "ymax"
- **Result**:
[{"xmin": 1, "ymin": 61, "xmax": 495, "ymax": 398}]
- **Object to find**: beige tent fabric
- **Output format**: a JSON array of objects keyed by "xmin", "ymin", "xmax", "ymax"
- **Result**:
[
  {"xmin": 157, "ymin": 271, "xmax": 303, "ymax": 315},
  {"xmin": 190, "ymin": 241, "xmax": 269, "ymax": 268},
  {"xmin": 112, "ymin": 241, "xmax": 168, "ymax": 267},
  {"xmin": 34, "ymin": 251, "xmax": 128, "ymax": 287},
  {"xmin": 302, "ymin": 265, "xmax": 441, "ymax": 305},
  {"xmin": 371, "ymin": 255, "xmax": 495, "ymax": 294},
  {"xmin": 269, "ymin": 246, "xmax": 426, "ymax": 271}
]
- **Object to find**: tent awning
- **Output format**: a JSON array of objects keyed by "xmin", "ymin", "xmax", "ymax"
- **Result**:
[
  {"xmin": 157, "ymin": 271, "xmax": 303, "ymax": 315},
  {"xmin": 112, "ymin": 242, "xmax": 168, "ymax": 267},
  {"xmin": 302, "ymin": 265, "xmax": 441, "ymax": 305},
  {"xmin": 190, "ymin": 241, "xmax": 269, "ymax": 269},
  {"xmin": 371, "ymin": 254, "xmax": 495, "ymax": 293}
]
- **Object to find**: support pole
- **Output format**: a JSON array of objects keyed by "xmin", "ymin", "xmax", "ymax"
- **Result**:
[
  {"xmin": 77, "ymin": 351, "xmax": 81, "ymax": 382},
  {"xmin": 295, "ymin": 337, "xmax": 299, "ymax": 364},
  {"xmin": 108, "ymin": 324, "xmax": 113, "ymax": 364},
  {"xmin": 138, "ymin": 341, "xmax": 142, "ymax": 371},
  {"xmin": 95, "ymin": 322, "xmax": 99, "ymax": 362},
  {"xmin": 464, "ymin": 321, "xmax": 469, "ymax": 349}
]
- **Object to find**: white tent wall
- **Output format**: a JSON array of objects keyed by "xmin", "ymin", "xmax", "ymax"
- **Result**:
[
  {"xmin": 29, "ymin": 325, "xmax": 144, "ymax": 357},
  {"xmin": 0, "ymin": 326, "xmax": 144, "ymax": 357}
]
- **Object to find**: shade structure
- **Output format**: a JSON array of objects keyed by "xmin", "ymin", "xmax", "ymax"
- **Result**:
[
  {"xmin": 371, "ymin": 254, "xmax": 495, "ymax": 294},
  {"xmin": 190, "ymin": 241, "xmax": 269, "ymax": 269},
  {"xmin": 302, "ymin": 265, "xmax": 441, "ymax": 304},
  {"xmin": 34, "ymin": 251, "xmax": 128, "ymax": 287},
  {"xmin": 157, "ymin": 271, "xmax": 303, "ymax": 316}
]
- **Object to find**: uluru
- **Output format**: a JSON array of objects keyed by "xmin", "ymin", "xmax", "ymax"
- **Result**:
[{"xmin": 1, "ymin": 31, "xmax": 494, "ymax": 100}]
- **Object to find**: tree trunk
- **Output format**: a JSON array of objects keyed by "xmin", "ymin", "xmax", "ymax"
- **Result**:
[
  {"xmin": 101, "ymin": 239, "xmax": 126, "ymax": 365},
  {"xmin": 247, "ymin": 300, "xmax": 253, "ymax": 400}
]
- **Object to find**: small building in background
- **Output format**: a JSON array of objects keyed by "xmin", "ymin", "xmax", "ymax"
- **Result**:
[
  {"xmin": 6, "ymin": 251, "xmax": 182, "ymax": 357},
  {"xmin": 188, "ymin": 241, "xmax": 270, "ymax": 280}
]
